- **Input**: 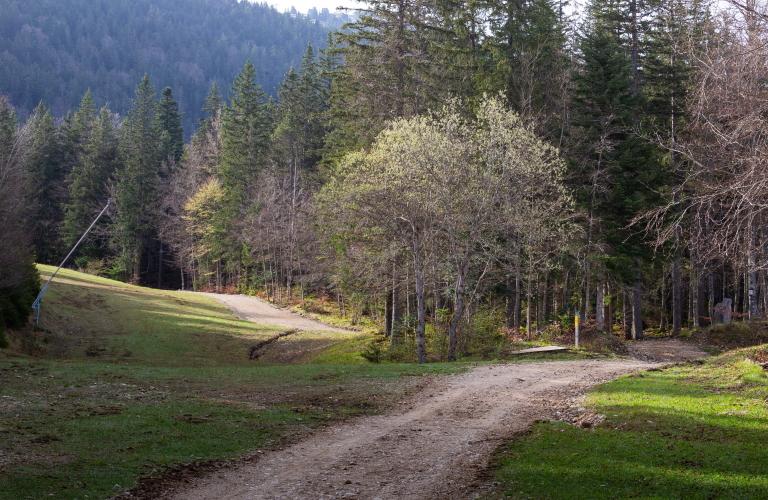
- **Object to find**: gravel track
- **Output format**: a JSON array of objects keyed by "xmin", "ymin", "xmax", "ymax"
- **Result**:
[
  {"xmin": 163, "ymin": 296, "xmax": 708, "ymax": 500},
  {"xmin": 192, "ymin": 292, "xmax": 352, "ymax": 333},
  {"xmin": 166, "ymin": 359, "xmax": 655, "ymax": 500}
]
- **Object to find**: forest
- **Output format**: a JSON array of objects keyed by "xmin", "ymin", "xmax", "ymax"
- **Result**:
[
  {"xmin": 0, "ymin": 0, "xmax": 339, "ymax": 134},
  {"xmin": 2, "ymin": 0, "xmax": 768, "ymax": 362}
]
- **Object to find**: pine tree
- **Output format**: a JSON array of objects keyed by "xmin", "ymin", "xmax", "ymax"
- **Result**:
[
  {"xmin": 158, "ymin": 87, "xmax": 184, "ymax": 164},
  {"xmin": 113, "ymin": 74, "xmax": 161, "ymax": 281},
  {"xmin": 27, "ymin": 101, "xmax": 66, "ymax": 264},
  {"xmin": 62, "ymin": 106, "xmax": 121, "ymax": 253},
  {"xmin": 220, "ymin": 60, "xmax": 271, "ymax": 204}
]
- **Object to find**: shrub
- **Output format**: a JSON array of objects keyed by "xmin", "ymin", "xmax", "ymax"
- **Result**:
[
  {"xmin": 0, "ymin": 259, "xmax": 41, "ymax": 331},
  {"xmin": 359, "ymin": 339, "xmax": 384, "ymax": 363}
]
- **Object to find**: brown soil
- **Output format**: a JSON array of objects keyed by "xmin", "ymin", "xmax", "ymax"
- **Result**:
[
  {"xmin": 626, "ymin": 339, "xmax": 711, "ymax": 363},
  {"xmin": 155, "ymin": 360, "xmax": 654, "ymax": 500}
]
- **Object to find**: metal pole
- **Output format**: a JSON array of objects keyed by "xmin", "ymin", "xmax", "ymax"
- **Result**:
[
  {"xmin": 31, "ymin": 199, "xmax": 111, "ymax": 326},
  {"xmin": 575, "ymin": 311, "xmax": 580, "ymax": 348}
]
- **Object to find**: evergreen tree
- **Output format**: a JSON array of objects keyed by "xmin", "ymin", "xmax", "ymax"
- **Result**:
[
  {"xmin": 0, "ymin": 97, "xmax": 40, "ymax": 335},
  {"xmin": 62, "ymin": 106, "xmax": 121, "ymax": 253},
  {"xmin": 27, "ymin": 101, "xmax": 66, "ymax": 264},
  {"xmin": 158, "ymin": 87, "xmax": 184, "ymax": 164},
  {"xmin": 220, "ymin": 60, "xmax": 271, "ymax": 203},
  {"xmin": 327, "ymin": 0, "xmax": 450, "ymax": 158},
  {"xmin": 572, "ymin": 16, "xmax": 664, "ymax": 339},
  {"xmin": 199, "ymin": 83, "xmax": 224, "ymax": 130},
  {"xmin": 112, "ymin": 74, "xmax": 161, "ymax": 281},
  {"xmin": 486, "ymin": 0, "xmax": 569, "ymax": 136}
]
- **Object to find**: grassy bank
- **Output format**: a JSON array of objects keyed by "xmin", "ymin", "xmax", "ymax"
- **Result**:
[
  {"xmin": 0, "ymin": 266, "xmax": 459, "ymax": 499},
  {"xmin": 486, "ymin": 346, "xmax": 768, "ymax": 499}
]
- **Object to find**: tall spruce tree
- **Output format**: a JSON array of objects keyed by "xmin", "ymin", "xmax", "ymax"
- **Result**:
[
  {"xmin": 113, "ymin": 74, "xmax": 161, "ymax": 282},
  {"xmin": 220, "ymin": 60, "xmax": 271, "ymax": 205},
  {"xmin": 487, "ymin": 0, "xmax": 569, "ymax": 136},
  {"xmin": 158, "ymin": 87, "xmax": 184, "ymax": 164},
  {"xmin": 62, "ymin": 106, "xmax": 121, "ymax": 255},
  {"xmin": 27, "ymin": 101, "xmax": 66, "ymax": 264}
]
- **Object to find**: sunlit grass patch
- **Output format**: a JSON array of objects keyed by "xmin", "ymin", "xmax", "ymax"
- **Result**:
[
  {"xmin": 488, "ymin": 346, "xmax": 768, "ymax": 499},
  {"xmin": 0, "ymin": 266, "xmax": 464, "ymax": 499}
]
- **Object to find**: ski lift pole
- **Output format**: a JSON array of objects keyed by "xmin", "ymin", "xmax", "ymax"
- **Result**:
[{"xmin": 31, "ymin": 199, "xmax": 111, "ymax": 326}]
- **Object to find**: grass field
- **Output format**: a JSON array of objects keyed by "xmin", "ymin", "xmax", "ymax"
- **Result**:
[
  {"xmin": 486, "ymin": 346, "xmax": 768, "ymax": 499},
  {"xmin": 0, "ymin": 266, "xmax": 461, "ymax": 500}
]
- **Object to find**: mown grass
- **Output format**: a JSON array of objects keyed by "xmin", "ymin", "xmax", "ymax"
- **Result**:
[
  {"xmin": 0, "ymin": 266, "xmax": 461, "ymax": 499},
  {"xmin": 487, "ymin": 346, "xmax": 768, "ymax": 499}
]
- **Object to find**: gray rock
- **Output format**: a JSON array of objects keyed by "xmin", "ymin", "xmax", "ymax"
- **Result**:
[{"xmin": 714, "ymin": 298, "xmax": 733, "ymax": 324}]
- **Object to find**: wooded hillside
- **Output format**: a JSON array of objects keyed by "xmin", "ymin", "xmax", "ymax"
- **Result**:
[
  {"xmin": 0, "ymin": 0, "xmax": 332, "ymax": 133},
  {"xmin": 4, "ymin": 0, "xmax": 768, "ymax": 362}
]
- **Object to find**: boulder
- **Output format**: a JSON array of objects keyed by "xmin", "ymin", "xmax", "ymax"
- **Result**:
[{"xmin": 714, "ymin": 298, "xmax": 733, "ymax": 324}]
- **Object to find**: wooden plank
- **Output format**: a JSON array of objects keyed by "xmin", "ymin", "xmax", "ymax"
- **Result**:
[{"xmin": 510, "ymin": 346, "xmax": 570, "ymax": 355}]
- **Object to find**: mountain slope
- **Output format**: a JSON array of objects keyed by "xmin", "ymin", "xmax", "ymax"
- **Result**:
[{"xmin": 0, "ymin": 0, "xmax": 331, "ymax": 132}]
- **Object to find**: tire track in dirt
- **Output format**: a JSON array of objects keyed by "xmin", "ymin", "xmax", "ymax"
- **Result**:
[{"xmin": 165, "ymin": 359, "xmax": 656, "ymax": 500}]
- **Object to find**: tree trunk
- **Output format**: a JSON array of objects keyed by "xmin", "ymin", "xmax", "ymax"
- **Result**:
[
  {"xmin": 543, "ymin": 269, "xmax": 550, "ymax": 324},
  {"xmin": 505, "ymin": 276, "xmax": 515, "ymax": 328},
  {"xmin": 673, "ymin": 255, "xmax": 682, "ymax": 334},
  {"xmin": 708, "ymin": 264, "xmax": 715, "ymax": 326},
  {"xmin": 749, "ymin": 224, "xmax": 758, "ymax": 320},
  {"xmin": 596, "ymin": 265, "xmax": 604, "ymax": 332},
  {"xmin": 623, "ymin": 289, "xmax": 632, "ymax": 340},
  {"xmin": 606, "ymin": 282, "xmax": 613, "ymax": 333},
  {"xmin": 526, "ymin": 252, "xmax": 534, "ymax": 340},
  {"xmin": 385, "ymin": 291, "xmax": 393, "ymax": 337},
  {"xmin": 412, "ymin": 234, "xmax": 427, "ymax": 364},
  {"xmin": 514, "ymin": 246, "xmax": 522, "ymax": 329},
  {"xmin": 447, "ymin": 262, "xmax": 468, "ymax": 361},
  {"xmin": 692, "ymin": 254, "xmax": 699, "ymax": 327},
  {"xmin": 392, "ymin": 263, "xmax": 403, "ymax": 346},
  {"xmin": 632, "ymin": 258, "xmax": 643, "ymax": 340}
]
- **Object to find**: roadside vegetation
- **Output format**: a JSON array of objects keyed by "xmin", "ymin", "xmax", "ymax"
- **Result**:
[
  {"xmin": 486, "ymin": 345, "xmax": 768, "ymax": 499},
  {"xmin": 0, "ymin": 266, "xmax": 460, "ymax": 499}
]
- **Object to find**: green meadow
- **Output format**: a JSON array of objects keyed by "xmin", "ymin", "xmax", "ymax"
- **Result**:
[{"xmin": 0, "ymin": 266, "xmax": 458, "ymax": 499}]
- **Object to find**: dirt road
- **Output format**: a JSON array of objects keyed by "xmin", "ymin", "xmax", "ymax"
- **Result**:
[
  {"xmin": 193, "ymin": 292, "xmax": 351, "ymax": 333},
  {"xmin": 167, "ymin": 359, "xmax": 655, "ymax": 500}
]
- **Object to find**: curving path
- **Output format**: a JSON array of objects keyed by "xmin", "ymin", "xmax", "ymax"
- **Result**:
[
  {"xmin": 167, "ymin": 359, "xmax": 656, "ymax": 500},
  {"xmin": 192, "ymin": 292, "xmax": 352, "ymax": 333}
]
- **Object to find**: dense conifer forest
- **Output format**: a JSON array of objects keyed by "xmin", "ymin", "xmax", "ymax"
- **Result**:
[
  {"xmin": 3, "ymin": 0, "xmax": 768, "ymax": 361},
  {"xmin": 0, "ymin": 0, "xmax": 336, "ymax": 133}
]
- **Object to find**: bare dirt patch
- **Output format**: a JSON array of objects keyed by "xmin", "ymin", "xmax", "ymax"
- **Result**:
[
  {"xmin": 627, "ymin": 339, "xmax": 710, "ymax": 363},
  {"xmin": 157, "ymin": 359, "xmax": 654, "ymax": 500},
  {"xmin": 191, "ymin": 293, "xmax": 352, "ymax": 333}
]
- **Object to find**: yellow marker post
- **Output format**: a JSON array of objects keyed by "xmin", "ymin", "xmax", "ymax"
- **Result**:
[{"xmin": 575, "ymin": 311, "xmax": 580, "ymax": 348}]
